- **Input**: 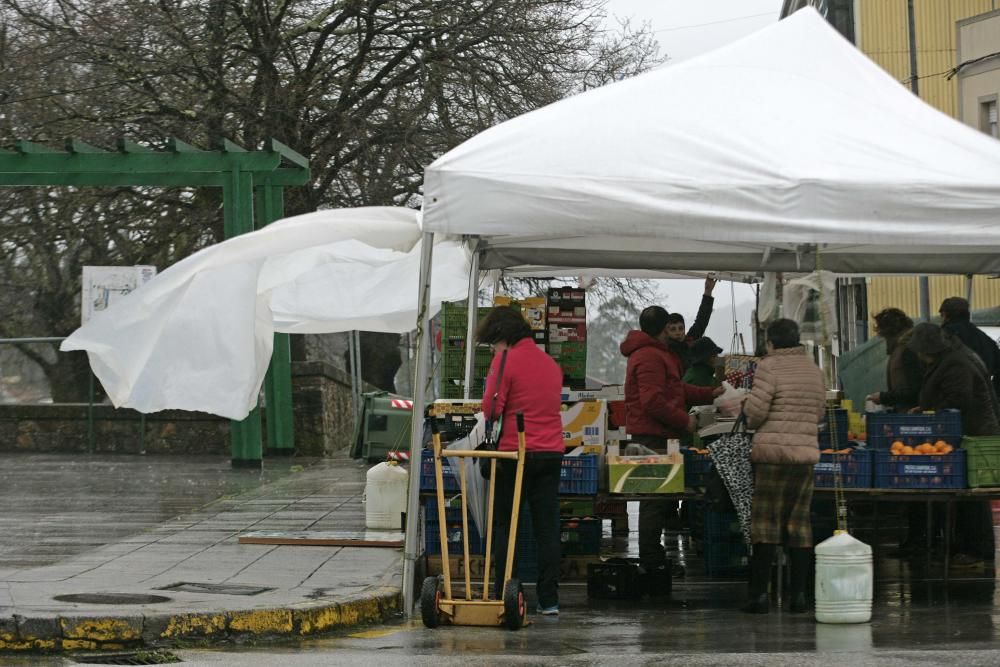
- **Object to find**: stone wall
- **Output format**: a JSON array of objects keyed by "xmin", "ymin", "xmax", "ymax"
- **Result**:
[
  {"xmin": 291, "ymin": 360, "xmax": 361, "ymax": 457},
  {"xmin": 0, "ymin": 362, "xmax": 365, "ymax": 457},
  {"xmin": 0, "ymin": 404, "xmax": 230, "ymax": 455}
]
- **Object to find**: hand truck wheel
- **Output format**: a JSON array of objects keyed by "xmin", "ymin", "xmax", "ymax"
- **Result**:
[
  {"xmin": 502, "ymin": 578, "xmax": 526, "ymax": 630},
  {"xmin": 420, "ymin": 575, "xmax": 443, "ymax": 628}
]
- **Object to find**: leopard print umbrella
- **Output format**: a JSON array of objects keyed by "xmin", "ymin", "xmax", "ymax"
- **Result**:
[{"xmin": 707, "ymin": 416, "xmax": 754, "ymax": 544}]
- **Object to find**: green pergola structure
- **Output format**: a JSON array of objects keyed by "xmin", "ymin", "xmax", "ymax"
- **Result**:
[{"xmin": 0, "ymin": 137, "xmax": 311, "ymax": 468}]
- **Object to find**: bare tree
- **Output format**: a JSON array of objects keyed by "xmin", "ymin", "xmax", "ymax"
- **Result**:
[{"xmin": 0, "ymin": 0, "xmax": 660, "ymax": 396}]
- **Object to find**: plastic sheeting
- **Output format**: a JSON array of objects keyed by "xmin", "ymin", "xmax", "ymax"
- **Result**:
[
  {"xmin": 61, "ymin": 207, "xmax": 471, "ymax": 420},
  {"xmin": 422, "ymin": 8, "xmax": 1000, "ymax": 274}
]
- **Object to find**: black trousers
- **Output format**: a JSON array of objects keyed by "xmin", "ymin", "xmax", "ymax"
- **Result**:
[{"xmin": 492, "ymin": 453, "xmax": 562, "ymax": 608}]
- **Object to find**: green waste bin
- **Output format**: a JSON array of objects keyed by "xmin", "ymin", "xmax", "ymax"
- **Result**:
[{"xmin": 356, "ymin": 392, "xmax": 414, "ymax": 462}]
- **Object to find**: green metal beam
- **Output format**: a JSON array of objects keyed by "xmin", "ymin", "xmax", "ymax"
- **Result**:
[
  {"xmin": 225, "ymin": 165, "xmax": 264, "ymax": 468},
  {"xmin": 0, "ymin": 152, "xmax": 281, "ymax": 174},
  {"xmin": 0, "ymin": 168, "xmax": 308, "ymax": 188},
  {"xmin": 259, "ymin": 185, "xmax": 295, "ymax": 456}
]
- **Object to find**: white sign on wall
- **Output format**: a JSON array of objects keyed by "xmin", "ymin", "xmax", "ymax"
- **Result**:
[{"xmin": 81, "ymin": 266, "xmax": 157, "ymax": 325}]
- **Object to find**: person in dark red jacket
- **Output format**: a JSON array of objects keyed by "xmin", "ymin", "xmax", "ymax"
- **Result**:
[
  {"xmin": 479, "ymin": 306, "xmax": 564, "ymax": 615},
  {"xmin": 621, "ymin": 305, "xmax": 721, "ymax": 570}
]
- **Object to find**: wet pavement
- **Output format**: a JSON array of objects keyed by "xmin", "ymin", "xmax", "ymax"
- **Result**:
[
  {"xmin": 15, "ymin": 572, "xmax": 1000, "ymax": 665},
  {"xmin": 0, "ymin": 453, "xmax": 312, "ymax": 569},
  {"xmin": 0, "ymin": 452, "xmax": 401, "ymax": 651},
  {"xmin": 2, "ymin": 453, "xmax": 1000, "ymax": 664}
]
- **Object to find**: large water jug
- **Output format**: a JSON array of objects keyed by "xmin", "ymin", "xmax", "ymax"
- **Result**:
[
  {"xmin": 364, "ymin": 461, "xmax": 409, "ymax": 530},
  {"xmin": 815, "ymin": 532, "xmax": 873, "ymax": 624}
]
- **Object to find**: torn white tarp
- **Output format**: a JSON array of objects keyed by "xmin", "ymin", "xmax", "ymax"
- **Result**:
[{"xmin": 61, "ymin": 207, "xmax": 470, "ymax": 420}]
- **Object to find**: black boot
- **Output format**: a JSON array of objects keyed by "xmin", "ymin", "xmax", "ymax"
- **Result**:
[
  {"xmin": 742, "ymin": 543, "xmax": 775, "ymax": 614},
  {"xmin": 788, "ymin": 547, "xmax": 812, "ymax": 614}
]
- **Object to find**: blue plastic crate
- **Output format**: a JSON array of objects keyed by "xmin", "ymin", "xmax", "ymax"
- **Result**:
[
  {"xmin": 818, "ymin": 408, "xmax": 849, "ymax": 447},
  {"xmin": 873, "ymin": 449, "xmax": 967, "ymax": 489},
  {"xmin": 420, "ymin": 449, "xmax": 460, "ymax": 492},
  {"xmin": 682, "ymin": 448, "xmax": 713, "ymax": 488},
  {"xmin": 866, "ymin": 410, "xmax": 962, "ymax": 450},
  {"xmin": 560, "ymin": 455, "xmax": 599, "ymax": 495},
  {"xmin": 424, "ymin": 498, "xmax": 484, "ymax": 555},
  {"xmin": 815, "ymin": 448, "xmax": 873, "ymax": 488}
]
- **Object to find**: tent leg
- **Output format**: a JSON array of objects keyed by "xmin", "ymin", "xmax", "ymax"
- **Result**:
[
  {"xmin": 403, "ymin": 232, "xmax": 435, "ymax": 617},
  {"xmin": 463, "ymin": 247, "xmax": 481, "ymax": 399},
  {"xmin": 965, "ymin": 274, "xmax": 974, "ymax": 306}
]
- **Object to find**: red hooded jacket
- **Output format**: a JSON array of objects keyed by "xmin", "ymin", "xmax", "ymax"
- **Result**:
[
  {"xmin": 481, "ymin": 337, "xmax": 565, "ymax": 453},
  {"xmin": 620, "ymin": 330, "xmax": 715, "ymax": 440}
]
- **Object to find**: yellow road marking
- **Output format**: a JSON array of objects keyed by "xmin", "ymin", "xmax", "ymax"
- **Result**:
[{"xmin": 347, "ymin": 620, "xmax": 420, "ymax": 639}]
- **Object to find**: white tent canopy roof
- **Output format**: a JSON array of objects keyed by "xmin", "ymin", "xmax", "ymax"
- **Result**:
[{"xmin": 423, "ymin": 8, "xmax": 1000, "ymax": 274}]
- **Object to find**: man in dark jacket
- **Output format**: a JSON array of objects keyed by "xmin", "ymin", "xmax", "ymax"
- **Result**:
[
  {"xmin": 908, "ymin": 322, "xmax": 1000, "ymax": 564},
  {"xmin": 621, "ymin": 306, "xmax": 721, "ymax": 570},
  {"xmin": 940, "ymin": 297, "xmax": 1000, "ymax": 393},
  {"xmin": 665, "ymin": 277, "xmax": 717, "ymax": 372}
]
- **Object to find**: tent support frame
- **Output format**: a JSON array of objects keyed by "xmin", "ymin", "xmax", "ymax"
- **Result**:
[
  {"xmin": 403, "ymin": 231, "xmax": 435, "ymax": 615},
  {"xmin": 463, "ymin": 246, "xmax": 481, "ymax": 399}
]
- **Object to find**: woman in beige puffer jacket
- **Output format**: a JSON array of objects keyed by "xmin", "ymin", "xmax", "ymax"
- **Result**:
[{"xmin": 740, "ymin": 318, "xmax": 826, "ymax": 615}]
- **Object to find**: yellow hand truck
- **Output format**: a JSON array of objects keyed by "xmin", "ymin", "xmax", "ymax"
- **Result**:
[{"xmin": 421, "ymin": 412, "xmax": 528, "ymax": 630}]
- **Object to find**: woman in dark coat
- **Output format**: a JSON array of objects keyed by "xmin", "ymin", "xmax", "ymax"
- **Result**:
[{"xmin": 866, "ymin": 308, "xmax": 922, "ymax": 413}]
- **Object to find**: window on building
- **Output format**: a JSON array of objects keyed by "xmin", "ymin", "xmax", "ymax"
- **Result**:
[{"xmin": 981, "ymin": 99, "xmax": 999, "ymax": 138}]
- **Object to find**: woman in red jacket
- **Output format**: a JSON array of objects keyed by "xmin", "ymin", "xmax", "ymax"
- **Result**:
[{"xmin": 479, "ymin": 306, "xmax": 565, "ymax": 616}]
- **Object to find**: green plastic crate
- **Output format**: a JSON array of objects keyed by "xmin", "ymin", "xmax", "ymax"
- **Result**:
[{"xmin": 963, "ymin": 436, "xmax": 1000, "ymax": 488}]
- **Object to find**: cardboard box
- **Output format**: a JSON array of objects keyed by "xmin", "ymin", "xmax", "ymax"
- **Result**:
[
  {"xmin": 548, "ymin": 322, "xmax": 587, "ymax": 342},
  {"xmin": 427, "ymin": 400, "xmax": 482, "ymax": 417},
  {"xmin": 608, "ymin": 453, "xmax": 684, "ymax": 494},
  {"xmin": 561, "ymin": 385, "xmax": 624, "ymax": 402},
  {"xmin": 561, "ymin": 400, "xmax": 607, "ymax": 448},
  {"xmin": 519, "ymin": 296, "xmax": 547, "ymax": 331}
]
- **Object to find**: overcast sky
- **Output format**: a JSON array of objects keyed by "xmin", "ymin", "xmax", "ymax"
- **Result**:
[
  {"xmin": 596, "ymin": 1, "xmax": 786, "ymax": 350},
  {"xmin": 605, "ymin": 0, "xmax": 785, "ymax": 63}
]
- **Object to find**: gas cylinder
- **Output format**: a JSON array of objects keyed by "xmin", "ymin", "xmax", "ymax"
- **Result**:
[
  {"xmin": 814, "ymin": 531, "xmax": 873, "ymax": 624},
  {"xmin": 364, "ymin": 461, "xmax": 409, "ymax": 530}
]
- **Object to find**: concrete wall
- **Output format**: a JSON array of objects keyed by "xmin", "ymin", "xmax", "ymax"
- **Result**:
[{"xmin": 0, "ymin": 362, "xmax": 364, "ymax": 457}]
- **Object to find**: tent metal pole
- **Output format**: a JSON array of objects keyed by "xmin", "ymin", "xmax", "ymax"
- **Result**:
[
  {"xmin": 348, "ymin": 333, "xmax": 359, "ymax": 431},
  {"xmin": 918, "ymin": 277, "xmax": 930, "ymax": 321},
  {"xmin": 463, "ymin": 246, "xmax": 481, "ymax": 399},
  {"xmin": 965, "ymin": 274, "xmax": 974, "ymax": 306},
  {"xmin": 403, "ymin": 231, "xmax": 435, "ymax": 617}
]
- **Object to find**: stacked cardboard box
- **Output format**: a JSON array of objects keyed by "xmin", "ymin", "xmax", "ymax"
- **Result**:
[
  {"xmin": 494, "ymin": 295, "xmax": 548, "ymax": 348},
  {"xmin": 547, "ymin": 287, "xmax": 587, "ymax": 388}
]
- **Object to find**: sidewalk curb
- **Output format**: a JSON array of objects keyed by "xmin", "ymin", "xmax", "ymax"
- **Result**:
[{"xmin": 0, "ymin": 586, "xmax": 402, "ymax": 652}]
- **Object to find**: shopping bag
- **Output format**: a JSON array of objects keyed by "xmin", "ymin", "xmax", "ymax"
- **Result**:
[
  {"xmin": 713, "ymin": 380, "xmax": 749, "ymax": 418},
  {"xmin": 706, "ymin": 415, "xmax": 754, "ymax": 544},
  {"xmin": 479, "ymin": 349, "xmax": 508, "ymax": 479}
]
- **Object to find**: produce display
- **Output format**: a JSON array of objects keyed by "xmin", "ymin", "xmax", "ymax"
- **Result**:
[{"xmin": 888, "ymin": 440, "xmax": 954, "ymax": 455}]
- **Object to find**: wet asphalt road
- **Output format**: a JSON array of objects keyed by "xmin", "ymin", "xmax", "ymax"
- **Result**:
[{"xmin": 14, "ymin": 575, "xmax": 1000, "ymax": 665}]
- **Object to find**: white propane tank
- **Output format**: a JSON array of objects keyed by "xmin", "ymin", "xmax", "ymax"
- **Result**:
[
  {"xmin": 814, "ymin": 531, "xmax": 873, "ymax": 624},
  {"xmin": 364, "ymin": 461, "xmax": 409, "ymax": 530}
]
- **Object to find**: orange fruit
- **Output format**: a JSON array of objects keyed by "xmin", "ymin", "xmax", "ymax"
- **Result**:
[
  {"xmin": 901, "ymin": 446, "xmax": 915, "ymax": 455},
  {"xmin": 892, "ymin": 440, "xmax": 904, "ymax": 449},
  {"xmin": 940, "ymin": 444, "xmax": 953, "ymax": 454}
]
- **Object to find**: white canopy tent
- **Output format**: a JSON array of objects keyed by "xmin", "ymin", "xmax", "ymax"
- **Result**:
[{"xmin": 402, "ymin": 7, "xmax": 1000, "ymax": 609}]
